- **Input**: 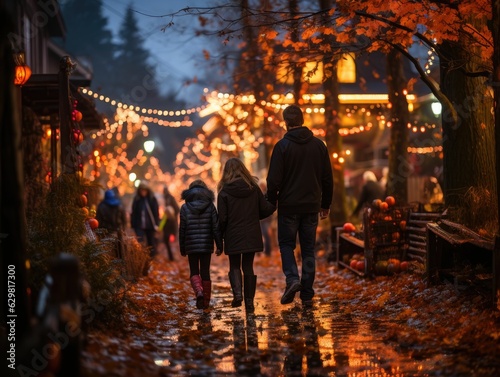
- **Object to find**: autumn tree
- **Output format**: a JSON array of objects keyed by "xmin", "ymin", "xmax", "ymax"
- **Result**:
[
  {"xmin": 334, "ymin": 0, "xmax": 496, "ymax": 232},
  {"xmin": 234, "ymin": 0, "xmax": 494, "ymax": 231},
  {"xmin": 164, "ymin": 0, "xmax": 497, "ymax": 232},
  {"xmin": 235, "ymin": 0, "xmax": 279, "ymax": 165},
  {"xmin": 439, "ymin": 21, "xmax": 495, "ymax": 232}
]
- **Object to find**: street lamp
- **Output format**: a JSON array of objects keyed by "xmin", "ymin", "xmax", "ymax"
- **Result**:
[
  {"xmin": 431, "ymin": 102, "xmax": 442, "ymax": 117},
  {"xmin": 144, "ymin": 140, "xmax": 155, "ymax": 153}
]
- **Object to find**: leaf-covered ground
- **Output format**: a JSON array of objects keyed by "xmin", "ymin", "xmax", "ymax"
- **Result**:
[{"xmin": 81, "ymin": 246, "xmax": 500, "ymax": 376}]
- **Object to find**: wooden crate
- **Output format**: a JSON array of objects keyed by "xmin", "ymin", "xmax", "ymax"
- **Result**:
[
  {"xmin": 406, "ymin": 212, "xmax": 441, "ymax": 263},
  {"xmin": 363, "ymin": 206, "xmax": 411, "ymax": 276},
  {"xmin": 336, "ymin": 229, "xmax": 366, "ymax": 276}
]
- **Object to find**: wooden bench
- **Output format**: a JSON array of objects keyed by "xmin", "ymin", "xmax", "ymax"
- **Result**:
[{"xmin": 427, "ymin": 220, "xmax": 498, "ymax": 306}]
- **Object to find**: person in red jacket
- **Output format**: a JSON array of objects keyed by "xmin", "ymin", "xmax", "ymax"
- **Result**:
[
  {"xmin": 266, "ymin": 104, "xmax": 333, "ymax": 308},
  {"xmin": 217, "ymin": 158, "xmax": 275, "ymax": 313}
]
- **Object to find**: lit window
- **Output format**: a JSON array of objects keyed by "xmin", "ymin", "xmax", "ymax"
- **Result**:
[
  {"xmin": 303, "ymin": 61, "xmax": 323, "ymax": 84},
  {"xmin": 337, "ymin": 54, "xmax": 356, "ymax": 83}
]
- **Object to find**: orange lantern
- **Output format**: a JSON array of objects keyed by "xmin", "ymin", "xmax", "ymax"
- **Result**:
[{"xmin": 14, "ymin": 53, "xmax": 31, "ymax": 86}]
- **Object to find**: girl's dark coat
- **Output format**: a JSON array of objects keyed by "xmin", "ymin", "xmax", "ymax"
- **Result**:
[{"xmin": 217, "ymin": 179, "xmax": 275, "ymax": 255}]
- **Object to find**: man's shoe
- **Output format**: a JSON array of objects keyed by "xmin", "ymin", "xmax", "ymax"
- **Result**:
[
  {"xmin": 280, "ymin": 281, "xmax": 302, "ymax": 305},
  {"xmin": 302, "ymin": 299, "xmax": 313, "ymax": 308}
]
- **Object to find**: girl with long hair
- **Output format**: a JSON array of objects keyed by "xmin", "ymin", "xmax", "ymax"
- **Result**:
[{"xmin": 217, "ymin": 158, "xmax": 275, "ymax": 313}]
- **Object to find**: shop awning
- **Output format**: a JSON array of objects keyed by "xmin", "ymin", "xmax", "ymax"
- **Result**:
[{"xmin": 21, "ymin": 74, "xmax": 104, "ymax": 131}]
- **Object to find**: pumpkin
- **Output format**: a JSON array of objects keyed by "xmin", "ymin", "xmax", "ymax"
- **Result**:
[
  {"xmin": 399, "ymin": 220, "xmax": 407, "ymax": 231},
  {"xmin": 375, "ymin": 260, "xmax": 388, "ymax": 275},
  {"xmin": 356, "ymin": 260, "xmax": 365, "ymax": 272},
  {"xmin": 379, "ymin": 202, "xmax": 389, "ymax": 212},
  {"xmin": 87, "ymin": 218, "xmax": 99, "ymax": 230},
  {"xmin": 385, "ymin": 196, "xmax": 396, "ymax": 206},
  {"xmin": 343, "ymin": 222, "xmax": 356, "ymax": 232}
]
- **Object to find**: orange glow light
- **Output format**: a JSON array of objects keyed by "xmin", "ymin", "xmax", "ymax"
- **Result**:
[{"xmin": 14, "ymin": 64, "xmax": 31, "ymax": 86}]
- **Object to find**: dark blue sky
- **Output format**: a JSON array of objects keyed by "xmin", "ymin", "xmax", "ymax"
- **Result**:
[{"xmin": 102, "ymin": 0, "xmax": 221, "ymax": 104}]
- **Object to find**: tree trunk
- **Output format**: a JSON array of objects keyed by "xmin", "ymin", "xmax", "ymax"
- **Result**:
[
  {"xmin": 492, "ymin": 0, "xmax": 500, "ymax": 231},
  {"xmin": 320, "ymin": 0, "xmax": 347, "ymax": 226},
  {"xmin": 386, "ymin": 49, "xmax": 410, "ymax": 203},
  {"xmin": 440, "ymin": 20, "xmax": 497, "ymax": 231},
  {"xmin": 240, "ymin": 0, "xmax": 264, "ymax": 102},
  {"xmin": 323, "ymin": 83, "xmax": 347, "ymax": 226},
  {"xmin": 240, "ymin": 0, "xmax": 274, "ymax": 168},
  {"xmin": 492, "ymin": 0, "xmax": 500, "ymax": 308}
]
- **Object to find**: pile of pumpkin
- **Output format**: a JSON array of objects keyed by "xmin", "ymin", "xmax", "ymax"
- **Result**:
[
  {"xmin": 347, "ymin": 253, "xmax": 365, "ymax": 273},
  {"xmin": 78, "ymin": 194, "xmax": 99, "ymax": 230},
  {"xmin": 365, "ymin": 196, "xmax": 408, "ymax": 248},
  {"xmin": 374, "ymin": 258, "xmax": 409, "ymax": 275},
  {"xmin": 344, "ymin": 253, "xmax": 410, "ymax": 275}
]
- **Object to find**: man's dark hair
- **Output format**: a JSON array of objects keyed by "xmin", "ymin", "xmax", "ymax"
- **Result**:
[{"xmin": 283, "ymin": 105, "xmax": 304, "ymax": 128}]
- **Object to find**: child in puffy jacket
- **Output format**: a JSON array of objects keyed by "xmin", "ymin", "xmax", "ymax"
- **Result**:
[{"xmin": 179, "ymin": 180, "xmax": 223, "ymax": 309}]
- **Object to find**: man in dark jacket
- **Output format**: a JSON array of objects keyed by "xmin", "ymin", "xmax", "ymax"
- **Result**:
[
  {"xmin": 130, "ymin": 182, "xmax": 160, "ymax": 258},
  {"xmin": 266, "ymin": 104, "xmax": 333, "ymax": 307}
]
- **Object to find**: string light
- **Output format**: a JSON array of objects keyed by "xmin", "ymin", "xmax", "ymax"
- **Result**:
[
  {"xmin": 80, "ymin": 87, "xmax": 206, "ymax": 119},
  {"xmin": 425, "ymin": 45, "xmax": 437, "ymax": 74},
  {"xmin": 85, "ymin": 87, "xmax": 442, "ymax": 192},
  {"xmin": 407, "ymin": 145, "xmax": 443, "ymax": 154}
]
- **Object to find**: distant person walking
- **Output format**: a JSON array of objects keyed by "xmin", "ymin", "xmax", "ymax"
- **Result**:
[
  {"xmin": 266, "ymin": 104, "xmax": 333, "ymax": 307},
  {"xmin": 217, "ymin": 158, "xmax": 275, "ymax": 313},
  {"xmin": 96, "ymin": 189, "xmax": 127, "ymax": 258},
  {"xmin": 162, "ymin": 186, "xmax": 180, "ymax": 261},
  {"xmin": 130, "ymin": 182, "xmax": 160, "ymax": 258},
  {"xmin": 179, "ymin": 180, "xmax": 223, "ymax": 309},
  {"xmin": 96, "ymin": 189, "xmax": 126, "ymax": 235},
  {"xmin": 351, "ymin": 171, "xmax": 385, "ymax": 218}
]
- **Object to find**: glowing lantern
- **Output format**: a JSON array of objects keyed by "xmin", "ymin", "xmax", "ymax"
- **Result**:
[{"xmin": 14, "ymin": 53, "xmax": 31, "ymax": 86}]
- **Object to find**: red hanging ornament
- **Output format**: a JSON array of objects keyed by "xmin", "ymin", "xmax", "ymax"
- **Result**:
[
  {"xmin": 72, "ymin": 129, "xmax": 81, "ymax": 144},
  {"xmin": 73, "ymin": 110, "xmax": 83, "ymax": 122}
]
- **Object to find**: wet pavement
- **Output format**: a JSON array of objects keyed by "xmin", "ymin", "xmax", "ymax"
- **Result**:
[{"xmin": 81, "ymin": 243, "xmax": 500, "ymax": 377}]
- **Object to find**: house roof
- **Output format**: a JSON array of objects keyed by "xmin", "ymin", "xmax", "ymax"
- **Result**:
[{"xmin": 22, "ymin": 74, "xmax": 104, "ymax": 130}]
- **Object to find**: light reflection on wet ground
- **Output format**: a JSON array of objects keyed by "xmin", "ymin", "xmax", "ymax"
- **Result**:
[{"xmin": 146, "ymin": 253, "xmax": 448, "ymax": 377}]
